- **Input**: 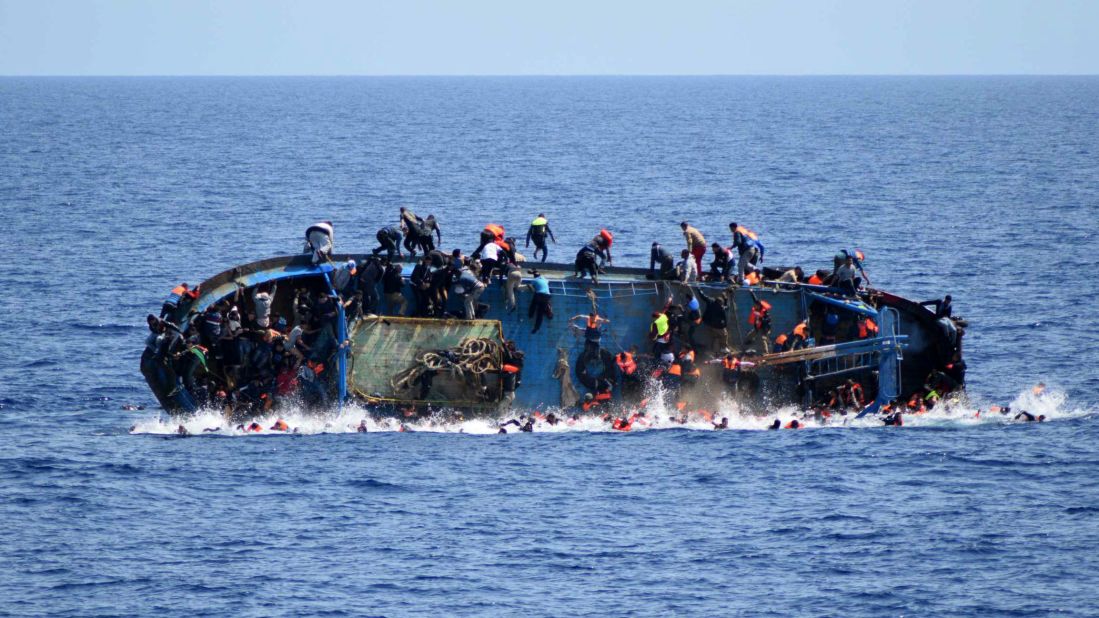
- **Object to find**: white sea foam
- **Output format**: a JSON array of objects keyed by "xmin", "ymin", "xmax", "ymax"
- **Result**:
[{"xmin": 129, "ymin": 383, "xmax": 1093, "ymax": 436}]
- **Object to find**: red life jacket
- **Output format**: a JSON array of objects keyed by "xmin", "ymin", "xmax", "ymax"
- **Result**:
[
  {"xmin": 616, "ymin": 352, "xmax": 637, "ymax": 375},
  {"xmin": 807, "ymin": 274, "xmax": 824, "ymax": 285}
]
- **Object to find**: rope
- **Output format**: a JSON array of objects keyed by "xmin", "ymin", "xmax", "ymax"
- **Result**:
[{"xmin": 390, "ymin": 337, "xmax": 502, "ymax": 395}]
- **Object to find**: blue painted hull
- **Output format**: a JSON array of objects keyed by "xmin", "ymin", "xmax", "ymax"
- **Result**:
[{"xmin": 146, "ymin": 253, "xmax": 959, "ymax": 416}]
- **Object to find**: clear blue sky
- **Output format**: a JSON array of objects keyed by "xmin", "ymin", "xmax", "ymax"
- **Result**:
[{"xmin": 1, "ymin": 0, "xmax": 1096, "ymax": 75}]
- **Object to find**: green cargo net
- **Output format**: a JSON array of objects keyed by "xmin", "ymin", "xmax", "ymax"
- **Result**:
[{"xmin": 347, "ymin": 317, "xmax": 504, "ymax": 407}]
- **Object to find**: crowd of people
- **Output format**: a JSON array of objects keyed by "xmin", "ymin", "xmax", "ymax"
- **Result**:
[{"xmin": 149, "ymin": 208, "xmax": 968, "ymax": 424}]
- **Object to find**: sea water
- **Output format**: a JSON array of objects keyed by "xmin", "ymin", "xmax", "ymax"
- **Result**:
[{"xmin": 1, "ymin": 76, "xmax": 1098, "ymax": 616}]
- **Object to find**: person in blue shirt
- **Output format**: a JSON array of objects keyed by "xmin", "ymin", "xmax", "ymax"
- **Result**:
[{"xmin": 527, "ymin": 269, "xmax": 553, "ymax": 333}]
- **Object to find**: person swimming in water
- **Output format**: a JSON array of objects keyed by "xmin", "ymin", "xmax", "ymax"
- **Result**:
[{"xmin": 1014, "ymin": 410, "xmax": 1045, "ymax": 422}]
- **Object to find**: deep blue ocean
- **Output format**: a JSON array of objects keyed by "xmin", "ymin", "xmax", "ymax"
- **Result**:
[{"xmin": 2, "ymin": 76, "xmax": 1098, "ymax": 616}]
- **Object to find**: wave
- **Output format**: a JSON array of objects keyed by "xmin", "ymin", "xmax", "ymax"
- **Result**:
[{"xmin": 128, "ymin": 384, "xmax": 1094, "ymax": 437}]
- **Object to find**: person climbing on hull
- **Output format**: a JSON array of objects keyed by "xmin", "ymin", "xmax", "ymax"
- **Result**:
[{"xmin": 303, "ymin": 221, "xmax": 335, "ymax": 265}]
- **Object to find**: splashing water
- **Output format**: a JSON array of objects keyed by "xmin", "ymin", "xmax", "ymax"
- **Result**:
[{"xmin": 129, "ymin": 384, "xmax": 1093, "ymax": 436}]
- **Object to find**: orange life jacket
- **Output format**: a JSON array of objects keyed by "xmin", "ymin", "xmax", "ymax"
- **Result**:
[
  {"xmin": 502, "ymin": 364, "xmax": 520, "ymax": 374},
  {"xmin": 848, "ymin": 383, "xmax": 865, "ymax": 405},
  {"xmin": 858, "ymin": 318, "xmax": 879, "ymax": 339},
  {"xmin": 599, "ymin": 229, "xmax": 614, "ymax": 247},
  {"xmin": 784, "ymin": 420, "xmax": 801, "ymax": 429},
  {"xmin": 612, "ymin": 418, "xmax": 631, "ymax": 431},
  {"xmin": 679, "ymin": 350, "xmax": 700, "ymax": 377},
  {"xmin": 594, "ymin": 391, "xmax": 612, "ymax": 402},
  {"xmin": 745, "ymin": 271, "xmax": 761, "ymax": 285},
  {"xmin": 616, "ymin": 352, "xmax": 637, "ymax": 375},
  {"xmin": 667, "ymin": 363, "xmax": 683, "ymax": 376},
  {"xmin": 485, "ymin": 224, "xmax": 505, "ymax": 240},
  {"xmin": 722, "ymin": 357, "xmax": 740, "ymax": 371},
  {"xmin": 793, "ymin": 321, "xmax": 809, "ymax": 339},
  {"xmin": 774, "ymin": 333, "xmax": 788, "ymax": 347},
  {"xmin": 271, "ymin": 419, "xmax": 289, "ymax": 431},
  {"xmin": 807, "ymin": 274, "xmax": 823, "ymax": 285},
  {"xmin": 749, "ymin": 301, "xmax": 771, "ymax": 329},
  {"xmin": 735, "ymin": 225, "xmax": 759, "ymax": 240}
]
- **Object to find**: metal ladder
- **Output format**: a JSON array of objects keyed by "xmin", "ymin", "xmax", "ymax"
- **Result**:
[{"xmin": 805, "ymin": 349, "xmax": 879, "ymax": 381}]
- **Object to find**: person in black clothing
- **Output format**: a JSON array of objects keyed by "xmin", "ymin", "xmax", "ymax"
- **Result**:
[
  {"xmin": 526, "ymin": 214, "xmax": 556, "ymax": 263},
  {"xmin": 410, "ymin": 256, "xmax": 432, "ymax": 317},
  {"xmin": 920, "ymin": 295, "xmax": 953, "ymax": 319},
  {"xmin": 696, "ymin": 289, "xmax": 730, "ymax": 353},
  {"xmin": 381, "ymin": 263, "xmax": 407, "ymax": 316},
  {"xmin": 648, "ymin": 242, "xmax": 676, "ymax": 280},
  {"xmin": 357, "ymin": 257, "xmax": 383, "ymax": 315},
  {"xmin": 708, "ymin": 243, "xmax": 734, "ymax": 282},
  {"xmin": 418, "ymin": 215, "xmax": 442, "ymax": 253},
  {"xmin": 373, "ymin": 226, "xmax": 403, "ymax": 260}
]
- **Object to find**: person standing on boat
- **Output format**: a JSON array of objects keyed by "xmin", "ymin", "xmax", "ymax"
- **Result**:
[
  {"xmin": 729, "ymin": 222, "xmax": 764, "ymax": 282},
  {"xmin": 680, "ymin": 221, "xmax": 707, "ymax": 274},
  {"xmin": 303, "ymin": 221, "xmax": 334, "ymax": 265},
  {"xmin": 526, "ymin": 213, "xmax": 556, "ymax": 263},
  {"xmin": 527, "ymin": 269, "xmax": 553, "ymax": 334},
  {"xmin": 834, "ymin": 254, "xmax": 861, "ymax": 296}
]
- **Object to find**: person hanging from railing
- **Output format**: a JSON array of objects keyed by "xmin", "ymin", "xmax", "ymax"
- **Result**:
[
  {"xmin": 570, "ymin": 312, "xmax": 610, "ymax": 354},
  {"xmin": 649, "ymin": 296, "xmax": 674, "ymax": 357},
  {"xmin": 745, "ymin": 293, "xmax": 773, "ymax": 353},
  {"xmin": 527, "ymin": 269, "xmax": 553, "ymax": 334}
]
